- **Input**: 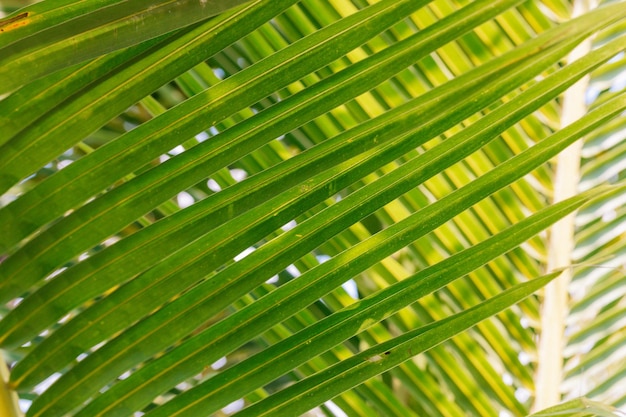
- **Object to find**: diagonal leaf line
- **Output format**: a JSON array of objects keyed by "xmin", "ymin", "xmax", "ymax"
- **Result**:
[
  {"xmin": 0, "ymin": 0, "xmax": 292, "ymax": 253},
  {"xmin": 22, "ymin": 0, "xmax": 470, "ymax": 406},
  {"xmin": 17, "ymin": 0, "xmax": 616, "ymax": 237},
  {"xmin": 15, "ymin": 22, "xmax": 620, "ymax": 400},
  {"xmin": 10, "ymin": 86, "xmax": 460, "ymax": 371},
  {"xmin": 14, "ymin": 49, "xmax": 532, "ymax": 410},
  {"xmin": 0, "ymin": 0, "xmax": 536, "ymax": 335},
  {"xmin": 0, "ymin": 59, "xmax": 97, "ymax": 143},
  {"xmin": 54, "ymin": 26, "xmax": 624, "ymax": 348},
  {"xmin": 86, "ymin": 90, "xmax": 626, "ymax": 416},
  {"xmin": 14, "ymin": 26, "xmax": 564, "ymax": 386},
  {"xmin": 7, "ymin": 0, "xmax": 509, "ymax": 237},
  {"xmin": 0, "ymin": 0, "xmax": 290, "ymax": 204},
  {"xmin": 157, "ymin": 190, "xmax": 601, "ymax": 416},
  {"xmin": 0, "ymin": 0, "xmax": 95, "ymax": 48},
  {"xmin": 0, "ymin": 0, "xmax": 164, "ymax": 48},
  {"xmin": 4, "ymin": 0, "xmax": 616, "ymax": 302},
  {"xmin": 11, "ymin": 4, "xmax": 626, "ymax": 416},
  {"xmin": 0, "ymin": 0, "xmax": 257, "ymax": 92},
  {"xmin": 0, "ymin": 0, "xmax": 428, "ymax": 295},
  {"xmin": 0, "ymin": 59, "xmax": 490, "ymax": 347},
  {"xmin": 14, "ymin": 66, "xmax": 482, "ymax": 388},
  {"xmin": 244, "ymin": 273, "xmax": 561, "ymax": 417},
  {"xmin": 2, "ymin": 0, "xmax": 183, "ymax": 62},
  {"xmin": 69, "ymin": 49, "xmax": 624, "ymax": 416},
  {"xmin": 2, "ymin": 2, "xmax": 625, "ymax": 417},
  {"xmin": 0, "ymin": 0, "xmax": 478, "ymax": 270},
  {"xmin": 0, "ymin": 0, "xmax": 275, "ymax": 185},
  {"xmin": 0, "ymin": 0, "xmax": 604, "ymax": 308},
  {"xmin": 0, "ymin": 24, "xmax": 197, "ymax": 146},
  {"xmin": 0, "ymin": 0, "xmax": 189, "ymax": 94},
  {"xmin": 0, "ymin": 0, "xmax": 417, "ymax": 178}
]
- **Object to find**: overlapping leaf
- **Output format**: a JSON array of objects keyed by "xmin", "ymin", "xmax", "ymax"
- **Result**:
[{"xmin": 1, "ymin": 0, "xmax": 625, "ymax": 416}]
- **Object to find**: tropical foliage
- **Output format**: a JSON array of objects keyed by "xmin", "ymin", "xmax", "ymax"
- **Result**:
[{"xmin": 0, "ymin": 0, "xmax": 625, "ymax": 416}]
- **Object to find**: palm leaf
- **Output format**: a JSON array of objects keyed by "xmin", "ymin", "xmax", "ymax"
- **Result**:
[{"xmin": 0, "ymin": 0, "xmax": 624, "ymax": 416}]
